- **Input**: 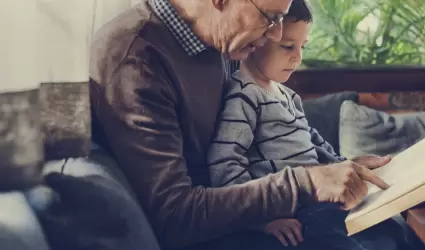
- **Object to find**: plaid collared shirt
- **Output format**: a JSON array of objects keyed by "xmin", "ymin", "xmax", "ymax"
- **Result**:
[{"xmin": 150, "ymin": 0, "xmax": 207, "ymax": 56}]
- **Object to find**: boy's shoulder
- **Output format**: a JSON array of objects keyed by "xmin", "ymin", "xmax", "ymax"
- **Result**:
[{"xmin": 225, "ymin": 71, "xmax": 268, "ymax": 103}]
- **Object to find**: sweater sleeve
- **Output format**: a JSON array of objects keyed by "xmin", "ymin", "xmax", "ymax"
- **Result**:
[
  {"xmin": 207, "ymin": 91, "xmax": 258, "ymax": 186},
  {"xmin": 291, "ymin": 92, "xmax": 346, "ymax": 162},
  {"xmin": 309, "ymin": 127, "xmax": 346, "ymax": 161},
  {"xmin": 94, "ymin": 56, "xmax": 315, "ymax": 249}
]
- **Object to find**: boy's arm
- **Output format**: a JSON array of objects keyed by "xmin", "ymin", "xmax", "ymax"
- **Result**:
[
  {"xmin": 208, "ymin": 90, "xmax": 314, "ymax": 189},
  {"xmin": 309, "ymin": 127, "xmax": 346, "ymax": 161},
  {"xmin": 208, "ymin": 91, "xmax": 258, "ymax": 186},
  {"xmin": 291, "ymin": 93, "xmax": 346, "ymax": 162}
]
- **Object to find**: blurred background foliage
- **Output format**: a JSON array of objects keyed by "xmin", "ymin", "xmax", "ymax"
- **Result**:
[{"xmin": 303, "ymin": 0, "xmax": 425, "ymax": 68}]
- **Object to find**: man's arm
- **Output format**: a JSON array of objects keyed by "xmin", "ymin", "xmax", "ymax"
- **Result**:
[{"xmin": 94, "ymin": 55, "xmax": 314, "ymax": 248}]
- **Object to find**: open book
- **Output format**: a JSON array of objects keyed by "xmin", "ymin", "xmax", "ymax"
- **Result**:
[{"xmin": 345, "ymin": 137, "xmax": 425, "ymax": 236}]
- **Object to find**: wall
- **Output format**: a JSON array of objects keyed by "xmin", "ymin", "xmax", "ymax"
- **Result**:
[{"xmin": 0, "ymin": 0, "xmax": 139, "ymax": 93}]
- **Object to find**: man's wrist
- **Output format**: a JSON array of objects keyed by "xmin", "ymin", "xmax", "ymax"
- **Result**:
[{"xmin": 293, "ymin": 167, "xmax": 315, "ymax": 206}]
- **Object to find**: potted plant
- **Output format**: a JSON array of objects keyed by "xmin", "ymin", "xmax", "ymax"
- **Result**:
[
  {"xmin": 302, "ymin": 0, "xmax": 425, "ymax": 68},
  {"xmin": 288, "ymin": 0, "xmax": 425, "ymax": 97}
]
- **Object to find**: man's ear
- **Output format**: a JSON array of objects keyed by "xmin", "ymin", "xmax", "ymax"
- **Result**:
[{"xmin": 210, "ymin": 0, "xmax": 228, "ymax": 11}]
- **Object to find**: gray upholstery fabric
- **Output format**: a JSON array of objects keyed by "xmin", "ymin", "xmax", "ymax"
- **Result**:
[
  {"xmin": 0, "ymin": 90, "xmax": 44, "ymax": 191},
  {"xmin": 0, "ymin": 191, "xmax": 50, "ymax": 250},
  {"xmin": 40, "ymin": 82, "xmax": 91, "ymax": 160},
  {"xmin": 339, "ymin": 101, "xmax": 425, "ymax": 158},
  {"xmin": 39, "ymin": 149, "xmax": 161, "ymax": 250},
  {"xmin": 302, "ymin": 92, "xmax": 359, "ymax": 154},
  {"xmin": 0, "ymin": 82, "xmax": 91, "ymax": 190}
]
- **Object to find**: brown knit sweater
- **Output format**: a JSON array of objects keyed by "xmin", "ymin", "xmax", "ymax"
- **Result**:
[{"xmin": 89, "ymin": 1, "xmax": 314, "ymax": 248}]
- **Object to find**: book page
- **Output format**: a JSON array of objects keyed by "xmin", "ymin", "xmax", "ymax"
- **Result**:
[
  {"xmin": 347, "ymin": 176, "xmax": 425, "ymax": 222},
  {"xmin": 367, "ymin": 138, "xmax": 425, "ymax": 195},
  {"xmin": 346, "ymin": 184, "xmax": 425, "ymax": 236},
  {"xmin": 347, "ymin": 137, "xmax": 425, "ymax": 221}
]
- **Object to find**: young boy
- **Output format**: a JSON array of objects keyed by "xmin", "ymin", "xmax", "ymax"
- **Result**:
[{"xmin": 207, "ymin": 1, "xmax": 408, "ymax": 249}]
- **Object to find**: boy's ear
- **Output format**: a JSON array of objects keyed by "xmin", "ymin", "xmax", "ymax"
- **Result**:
[{"xmin": 210, "ymin": 0, "xmax": 228, "ymax": 11}]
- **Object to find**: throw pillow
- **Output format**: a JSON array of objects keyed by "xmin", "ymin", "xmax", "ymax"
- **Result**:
[
  {"xmin": 339, "ymin": 101, "xmax": 425, "ymax": 158},
  {"xmin": 303, "ymin": 92, "xmax": 359, "ymax": 155}
]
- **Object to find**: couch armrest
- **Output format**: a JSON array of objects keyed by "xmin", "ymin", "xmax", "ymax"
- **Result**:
[{"xmin": 40, "ymin": 82, "xmax": 91, "ymax": 160}]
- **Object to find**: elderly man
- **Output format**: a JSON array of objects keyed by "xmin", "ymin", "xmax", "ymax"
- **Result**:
[{"xmin": 89, "ymin": 0, "xmax": 412, "ymax": 249}]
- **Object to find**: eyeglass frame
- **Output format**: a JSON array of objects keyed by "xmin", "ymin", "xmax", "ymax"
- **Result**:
[{"xmin": 248, "ymin": 0, "xmax": 285, "ymax": 30}]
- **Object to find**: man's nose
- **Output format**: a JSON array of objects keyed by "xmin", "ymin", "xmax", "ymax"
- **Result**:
[{"xmin": 264, "ymin": 22, "xmax": 283, "ymax": 42}]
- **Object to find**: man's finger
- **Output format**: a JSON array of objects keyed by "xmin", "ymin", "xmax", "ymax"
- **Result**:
[
  {"xmin": 293, "ymin": 219, "xmax": 302, "ymax": 229},
  {"xmin": 348, "ymin": 174, "xmax": 362, "ymax": 201},
  {"xmin": 369, "ymin": 155, "xmax": 392, "ymax": 169},
  {"xmin": 350, "ymin": 172, "xmax": 368, "ymax": 202},
  {"xmin": 280, "ymin": 226, "xmax": 298, "ymax": 246},
  {"xmin": 354, "ymin": 155, "xmax": 392, "ymax": 169},
  {"xmin": 342, "ymin": 185, "xmax": 357, "ymax": 210},
  {"xmin": 288, "ymin": 221, "xmax": 303, "ymax": 242},
  {"xmin": 353, "ymin": 164, "xmax": 390, "ymax": 190},
  {"xmin": 272, "ymin": 231, "xmax": 288, "ymax": 247}
]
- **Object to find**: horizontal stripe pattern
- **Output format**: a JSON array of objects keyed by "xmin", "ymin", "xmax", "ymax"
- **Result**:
[{"xmin": 208, "ymin": 70, "xmax": 344, "ymax": 187}]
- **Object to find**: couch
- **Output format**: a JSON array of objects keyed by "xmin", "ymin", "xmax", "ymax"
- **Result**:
[
  {"xmin": 0, "ymin": 82, "xmax": 160, "ymax": 250},
  {"xmin": 1, "ymin": 70, "xmax": 425, "ymax": 249}
]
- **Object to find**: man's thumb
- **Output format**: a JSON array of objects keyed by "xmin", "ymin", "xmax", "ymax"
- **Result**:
[
  {"xmin": 360, "ymin": 154, "xmax": 392, "ymax": 168},
  {"xmin": 377, "ymin": 155, "xmax": 392, "ymax": 165}
]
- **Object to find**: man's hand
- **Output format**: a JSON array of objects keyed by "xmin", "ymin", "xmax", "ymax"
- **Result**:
[
  {"xmin": 263, "ymin": 218, "xmax": 303, "ymax": 247},
  {"xmin": 306, "ymin": 158, "xmax": 390, "ymax": 210},
  {"xmin": 351, "ymin": 154, "xmax": 392, "ymax": 169}
]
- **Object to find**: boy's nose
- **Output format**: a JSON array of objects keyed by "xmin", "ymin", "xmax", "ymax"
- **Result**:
[{"xmin": 291, "ymin": 49, "xmax": 303, "ymax": 63}]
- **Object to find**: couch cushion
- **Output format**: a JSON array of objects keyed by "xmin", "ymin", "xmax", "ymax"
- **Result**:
[
  {"xmin": 40, "ymin": 82, "xmax": 91, "ymax": 160},
  {"xmin": 0, "ymin": 90, "xmax": 44, "ymax": 190},
  {"xmin": 339, "ymin": 101, "xmax": 425, "ymax": 158},
  {"xmin": 303, "ymin": 92, "xmax": 358, "ymax": 154},
  {"xmin": 39, "ymin": 173, "xmax": 160, "ymax": 250}
]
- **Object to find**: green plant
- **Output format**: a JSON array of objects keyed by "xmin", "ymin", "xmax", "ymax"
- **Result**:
[{"xmin": 303, "ymin": 0, "xmax": 425, "ymax": 68}]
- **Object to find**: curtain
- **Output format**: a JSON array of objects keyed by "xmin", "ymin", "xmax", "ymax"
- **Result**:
[
  {"xmin": 1, "ymin": 0, "xmax": 138, "ymax": 91},
  {"xmin": 37, "ymin": 0, "xmax": 139, "ymax": 84},
  {"xmin": 0, "ymin": 0, "xmax": 38, "ymax": 92}
]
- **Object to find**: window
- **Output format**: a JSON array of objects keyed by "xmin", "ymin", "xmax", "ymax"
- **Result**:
[{"xmin": 303, "ymin": 0, "xmax": 425, "ymax": 68}]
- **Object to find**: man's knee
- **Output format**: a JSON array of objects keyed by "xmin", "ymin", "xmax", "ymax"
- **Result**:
[{"xmin": 0, "ymin": 192, "xmax": 49, "ymax": 250}]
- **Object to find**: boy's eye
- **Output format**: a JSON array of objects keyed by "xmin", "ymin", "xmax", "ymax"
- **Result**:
[
  {"xmin": 280, "ymin": 44, "xmax": 307, "ymax": 50},
  {"xmin": 280, "ymin": 45, "xmax": 294, "ymax": 50}
]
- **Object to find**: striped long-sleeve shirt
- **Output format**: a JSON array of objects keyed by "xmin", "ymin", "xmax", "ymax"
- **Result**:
[{"xmin": 208, "ymin": 70, "xmax": 345, "ymax": 187}]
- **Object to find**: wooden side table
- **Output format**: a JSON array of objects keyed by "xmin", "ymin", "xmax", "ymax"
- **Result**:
[{"xmin": 407, "ymin": 203, "xmax": 425, "ymax": 243}]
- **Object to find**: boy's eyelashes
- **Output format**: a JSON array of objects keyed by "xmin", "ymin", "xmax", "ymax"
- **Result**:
[
  {"xmin": 279, "ymin": 44, "xmax": 306, "ymax": 50},
  {"xmin": 280, "ymin": 44, "xmax": 294, "ymax": 50}
]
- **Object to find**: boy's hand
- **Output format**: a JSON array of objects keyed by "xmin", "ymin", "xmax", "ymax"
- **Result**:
[{"xmin": 263, "ymin": 218, "xmax": 303, "ymax": 247}]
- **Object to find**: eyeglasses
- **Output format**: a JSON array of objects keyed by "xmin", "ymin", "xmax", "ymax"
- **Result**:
[{"xmin": 248, "ymin": 0, "xmax": 285, "ymax": 30}]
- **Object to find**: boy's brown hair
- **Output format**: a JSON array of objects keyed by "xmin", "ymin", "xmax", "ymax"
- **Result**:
[{"xmin": 286, "ymin": 0, "xmax": 313, "ymax": 23}]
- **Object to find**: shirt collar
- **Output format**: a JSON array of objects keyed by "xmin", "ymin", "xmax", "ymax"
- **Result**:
[
  {"xmin": 150, "ymin": 0, "xmax": 207, "ymax": 56},
  {"xmin": 232, "ymin": 69, "xmax": 256, "ymax": 84}
]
